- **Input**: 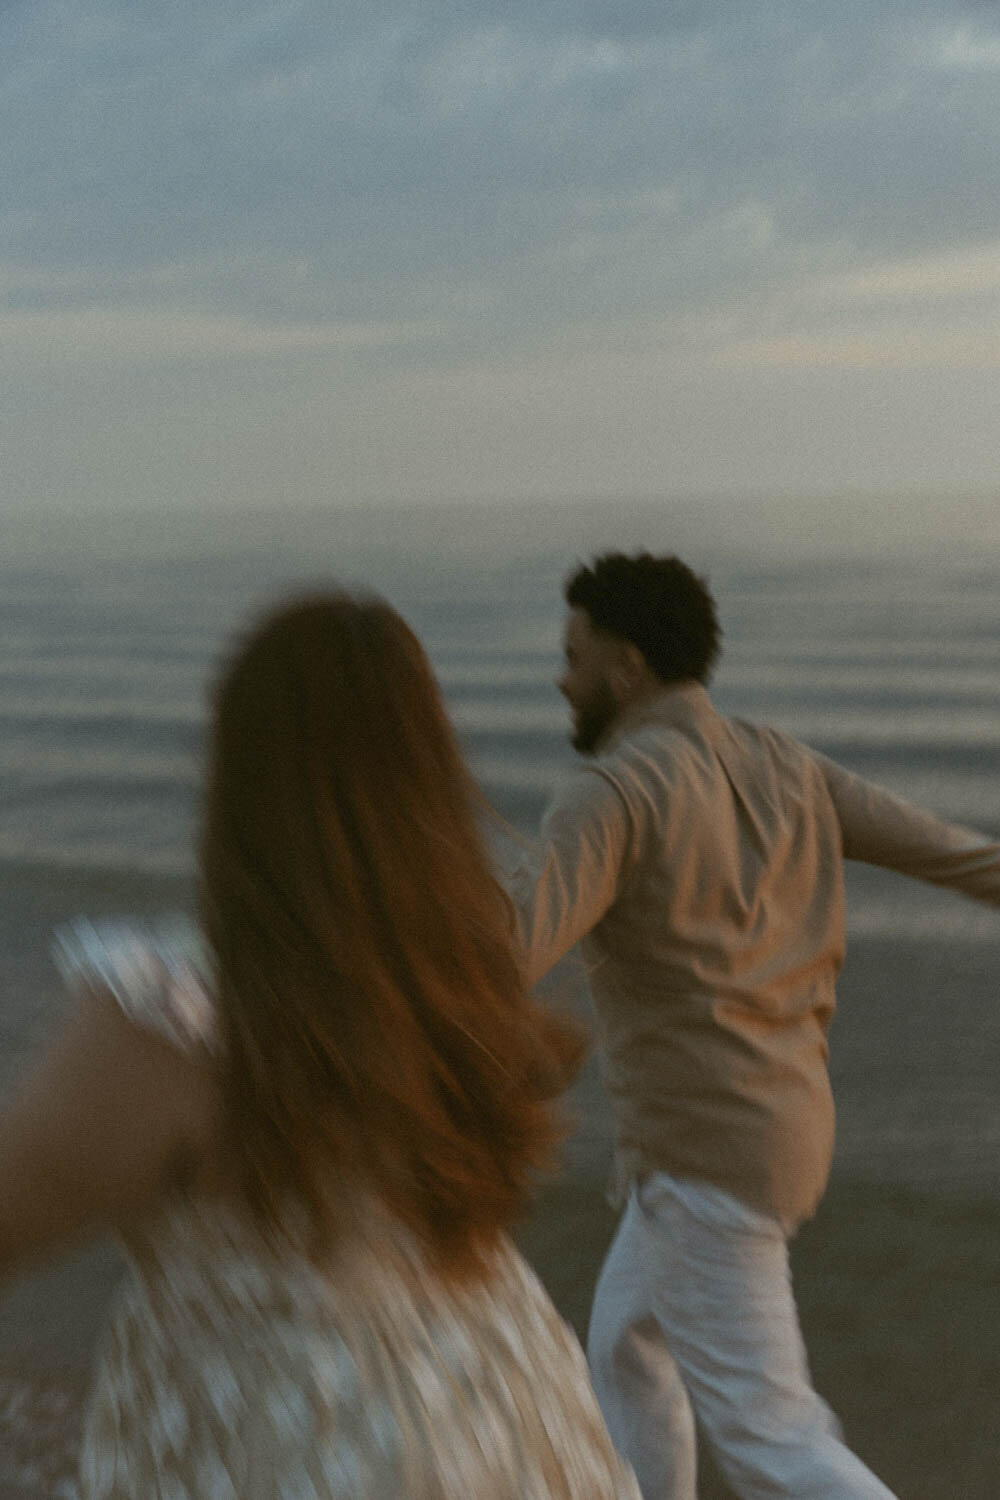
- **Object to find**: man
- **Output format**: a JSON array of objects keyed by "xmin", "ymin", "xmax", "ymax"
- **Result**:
[{"xmin": 510, "ymin": 552, "xmax": 1000, "ymax": 1500}]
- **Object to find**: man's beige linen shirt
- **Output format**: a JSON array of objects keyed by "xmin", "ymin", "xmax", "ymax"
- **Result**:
[{"xmin": 512, "ymin": 683, "xmax": 1000, "ymax": 1229}]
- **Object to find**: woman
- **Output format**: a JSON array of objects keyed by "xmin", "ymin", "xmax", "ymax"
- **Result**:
[{"xmin": 0, "ymin": 593, "xmax": 639, "ymax": 1498}]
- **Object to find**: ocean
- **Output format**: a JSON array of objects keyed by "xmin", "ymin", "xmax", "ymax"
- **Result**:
[
  {"xmin": 2, "ymin": 495, "xmax": 999, "ymax": 1171},
  {"xmin": 1, "ymin": 494, "xmax": 998, "ymax": 1494}
]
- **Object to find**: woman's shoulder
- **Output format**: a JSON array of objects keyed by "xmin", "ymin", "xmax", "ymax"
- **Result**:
[{"xmin": 51, "ymin": 914, "xmax": 217, "ymax": 1055}]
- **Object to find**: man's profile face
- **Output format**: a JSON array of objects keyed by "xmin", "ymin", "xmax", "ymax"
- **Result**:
[{"xmin": 557, "ymin": 607, "xmax": 622, "ymax": 754}]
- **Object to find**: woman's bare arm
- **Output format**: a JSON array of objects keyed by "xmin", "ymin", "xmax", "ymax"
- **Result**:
[{"xmin": 0, "ymin": 985, "xmax": 216, "ymax": 1281}]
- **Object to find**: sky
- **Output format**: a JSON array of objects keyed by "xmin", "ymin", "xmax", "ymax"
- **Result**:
[{"xmin": 3, "ymin": 0, "xmax": 999, "ymax": 514}]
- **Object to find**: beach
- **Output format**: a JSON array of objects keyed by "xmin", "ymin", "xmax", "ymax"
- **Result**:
[
  {"xmin": 1, "ymin": 501, "xmax": 998, "ymax": 1495},
  {"xmin": 3, "ymin": 1173, "xmax": 998, "ymax": 1500},
  {"xmin": 2, "ymin": 909, "xmax": 999, "ymax": 1497},
  {"xmin": 520, "ymin": 1172, "xmax": 1000, "ymax": 1500}
]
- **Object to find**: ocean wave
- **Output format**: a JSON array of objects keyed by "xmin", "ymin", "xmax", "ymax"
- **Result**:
[
  {"xmin": 451, "ymin": 701, "xmax": 568, "ymax": 735},
  {"xmin": 0, "ymin": 705, "xmax": 203, "ymax": 739},
  {"xmin": 718, "ymin": 667, "xmax": 1000, "ymax": 703},
  {"xmin": 0, "ymin": 844, "xmax": 196, "ymax": 883},
  {"xmin": 766, "ymin": 720, "xmax": 1000, "ymax": 757},
  {"xmin": 0, "ymin": 770, "xmax": 198, "ymax": 811}
]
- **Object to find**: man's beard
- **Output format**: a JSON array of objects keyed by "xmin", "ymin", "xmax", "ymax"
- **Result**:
[{"xmin": 570, "ymin": 681, "xmax": 619, "ymax": 754}]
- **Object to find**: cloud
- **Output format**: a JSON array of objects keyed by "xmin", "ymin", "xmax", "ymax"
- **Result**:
[
  {"xmin": 818, "ymin": 242, "xmax": 1000, "ymax": 300},
  {"xmin": 0, "ymin": 304, "xmax": 447, "ymax": 364},
  {"xmin": 5, "ymin": 0, "xmax": 998, "ymax": 318},
  {"xmin": 715, "ymin": 331, "xmax": 1000, "ymax": 371},
  {"xmin": 2, "ymin": 0, "xmax": 997, "ymax": 505},
  {"xmin": 934, "ymin": 19, "xmax": 1000, "ymax": 68}
]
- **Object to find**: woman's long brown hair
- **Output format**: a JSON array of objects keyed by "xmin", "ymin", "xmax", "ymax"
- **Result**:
[{"xmin": 200, "ymin": 592, "xmax": 582, "ymax": 1276}]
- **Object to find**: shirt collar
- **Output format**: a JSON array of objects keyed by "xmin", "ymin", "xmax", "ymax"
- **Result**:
[{"xmin": 598, "ymin": 680, "xmax": 715, "ymax": 754}]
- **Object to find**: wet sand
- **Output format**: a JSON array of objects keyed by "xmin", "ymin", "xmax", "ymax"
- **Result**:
[
  {"xmin": 2, "ymin": 927, "xmax": 999, "ymax": 1496},
  {"xmin": 2, "ymin": 1174, "xmax": 997, "ymax": 1498},
  {"xmin": 518, "ymin": 1172, "xmax": 1000, "ymax": 1500}
]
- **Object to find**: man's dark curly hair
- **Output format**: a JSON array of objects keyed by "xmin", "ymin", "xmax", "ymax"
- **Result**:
[{"xmin": 565, "ymin": 552, "xmax": 722, "ymax": 685}]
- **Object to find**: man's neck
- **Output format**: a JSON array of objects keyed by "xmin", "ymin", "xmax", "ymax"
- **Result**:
[{"xmin": 600, "ymin": 679, "xmax": 709, "ymax": 751}]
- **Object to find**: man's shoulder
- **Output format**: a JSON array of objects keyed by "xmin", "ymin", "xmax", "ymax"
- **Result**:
[
  {"xmin": 547, "ymin": 756, "xmax": 633, "ymax": 817},
  {"xmin": 602, "ymin": 709, "xmax": 714, "ymax": 777},
  {"xmin": 605, "ymin": 712, "xmax": 695, "ymax": 761},
  {"xmin": 724, "ymin": 713, "xmax": 810, "ymax": 753},
  {"xmin": 609, "ymin": 708, "xmax": 826, "ymax": 790},
  {"xmin": 586, "ymin": 719, "xmax": 701, "ymax": 813},
  {"xmin": 727, "ymin": 715, "xmax": 825, "ymax": 769}
]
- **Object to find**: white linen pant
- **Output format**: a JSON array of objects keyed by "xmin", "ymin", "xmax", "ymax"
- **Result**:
[{"xmin": 587, "ymin": 1173, "xmax": 898, "ymax": 1500}]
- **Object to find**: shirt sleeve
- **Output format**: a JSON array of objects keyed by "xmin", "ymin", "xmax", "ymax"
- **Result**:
[
  {"xmin": 51, "ymin": 915, "xmax": 218, "ymax": 1055},
  {"xmin": 814, "ymin": 752, "xmax": 1000, "ymax": 906},
  {"xmin": 507, "ymin": 767, "xmax": 637, "ymax": 986}
]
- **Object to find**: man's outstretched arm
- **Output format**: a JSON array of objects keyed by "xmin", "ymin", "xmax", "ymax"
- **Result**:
[
  {"xmin": 815, "ymin": 751, "xmax": 1000, "ymax": 905},
  {"xmin": 508, "ymin": 768, "xmax": 636, "ymax": 986}
]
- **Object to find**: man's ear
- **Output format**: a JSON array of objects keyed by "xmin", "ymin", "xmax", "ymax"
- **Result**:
[{"xmin": 612, "ymin": 641, "xmax": 648, "ymax": 700}]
